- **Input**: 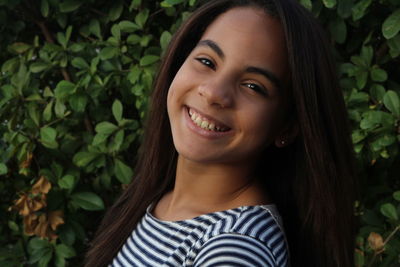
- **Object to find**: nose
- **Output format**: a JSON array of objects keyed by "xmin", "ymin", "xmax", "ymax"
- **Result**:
[{"xmin": 197, "ymin": 78, "xmax": 234, "ymax": 108}]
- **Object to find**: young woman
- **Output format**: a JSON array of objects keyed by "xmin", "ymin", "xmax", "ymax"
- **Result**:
[{"xmin": 86, "ymin": 0, "xmax": 357, "ymax": 266}]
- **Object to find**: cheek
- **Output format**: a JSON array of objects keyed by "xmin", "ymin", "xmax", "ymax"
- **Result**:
[{"xmin": 243, "ymin": 103, "xmax": 282, "ymax": 141}]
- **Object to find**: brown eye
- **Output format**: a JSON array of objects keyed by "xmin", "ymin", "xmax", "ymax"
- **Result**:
[
  {"xmin": 242, "ymin": 83, "xmax": 268, "ymax": 96},
  {"xmin": 195, "ymin": 58, "xmax": 216, "ymax": 70}
]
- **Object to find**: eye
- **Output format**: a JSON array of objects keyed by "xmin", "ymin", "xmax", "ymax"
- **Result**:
[
  {"xmin": 242, "ymin": 83, "xmax": 268, "ymax": 96},
  {"xmin": 195, "ymin": 57, "xmax": 216, "ymax": 70}
]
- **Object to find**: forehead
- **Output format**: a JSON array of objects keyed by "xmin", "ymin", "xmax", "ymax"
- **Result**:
[{"xmin": 199, "ymin": 7, "xmax": 288, "ymax": 81}]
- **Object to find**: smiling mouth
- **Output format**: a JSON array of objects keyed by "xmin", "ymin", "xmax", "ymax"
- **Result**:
[{"xmin": 187, "ymin": 107, "xmax": 230, "ymax": 132}]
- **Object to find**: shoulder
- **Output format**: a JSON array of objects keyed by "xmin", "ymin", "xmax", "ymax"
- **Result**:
[{"xmin": 194, "ymin": 205, "xmax": 289, "ymax": 266}]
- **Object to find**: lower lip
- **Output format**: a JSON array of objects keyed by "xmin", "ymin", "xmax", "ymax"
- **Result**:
[{"xmin": 184, "ymin": 107, "xmax": 233, "ymax": 139}]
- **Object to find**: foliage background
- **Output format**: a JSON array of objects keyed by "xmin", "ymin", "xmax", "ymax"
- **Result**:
[{"xmin": 0, "ymin": 0, "xmax": 399, "ymax": 266}]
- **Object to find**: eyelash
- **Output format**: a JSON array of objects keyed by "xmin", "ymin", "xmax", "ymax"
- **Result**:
[
  {"xmin": 195, "ymin": 57, "xmax": 268, "ymax": 96},
  {"xmin": 195, "ymin": 57, "xmax": 216, "ymax": 70},
  {"xmin": 242, "ymin": 83, "xmax": 268, "ymax": 96}
]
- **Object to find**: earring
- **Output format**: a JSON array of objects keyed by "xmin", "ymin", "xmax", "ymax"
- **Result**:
[{"xmin": 280, "ymin": 140, "xmax": 286, "ymax": 145}]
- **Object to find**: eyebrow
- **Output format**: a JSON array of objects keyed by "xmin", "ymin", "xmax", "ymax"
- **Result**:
[
  {"xmin": 197, "ymin": 39, "xmax": 225, "ymax": 59},
  {"xmin": 245, "ymin": 66, "xmax": 282, "ymax": 89},
  {"xmin": 196, "ymin": 39, "xmax": 282, "ymax": 89}
]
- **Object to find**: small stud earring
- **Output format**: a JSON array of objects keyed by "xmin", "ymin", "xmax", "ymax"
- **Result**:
[{"xmin": 281, "ymin": 140, "xmax": 286, "ymax": 145}]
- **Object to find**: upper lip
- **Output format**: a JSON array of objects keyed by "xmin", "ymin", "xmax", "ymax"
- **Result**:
[{"xmin": 186, "ymin": 105, "xmax": 231, "ymax": 130}]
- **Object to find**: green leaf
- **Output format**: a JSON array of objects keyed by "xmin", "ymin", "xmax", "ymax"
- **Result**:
[
  {"xmin": 70, "ymin": 43, "xmax": 85, "ymax": 52},
  {"xmin": 71, "ymin": 192, "xmax": 104, "ymax": 211},
  {"xmin": 66, "ymin": 26, "xmax": 72, "ymax": 42},
  {"xmin": 348, "ymin": 90, "xmax": 369, "ymax": 106},
  {"xmin": 109, "ymin": 1, "xmax": 123, "ymax": 21},
  {"xmin": 69, "ymin": 94, "xmax": 87, "ymax": 112},
  {"xmin": 59, "ymin": 0, "xmax": 82, "ymax": 13},
  {"xmin": 0, "ymin": 163, "xmax": 7, "ymax": 175},
  {"xmin": 356, "ymin": 71, "xmax": 368, "ymax": 89},
  {"xmin": 140, "ymin": 35, "xmax": 152, "ymax": 47},
  {"xmin": 382, "ymin": 9, "xmax": 400, "ymax": 39},
  {"xmin": 383, "ymin": 90, "xmax": 400, "ymax": 117},
  {"xmin": 354, "ymin": 248, "xmax": 365, "ymax": 267},
  {"xmin": 127, "ymin": 34, "xmax": 141, "ymax": 45},
  {"xmin": 55, "ymin": 255, "xmax": 66, "ymax": 267},
  {"xmin": 99, "ymin": 47, "xmax": 118, "ymax": 60},
  {"xmin": 360, "ymin": 111, "xmax": 395, "ymax": 129},
  {"xmin": 388, "ymin": 34, "xmax": 400, "ymax": 58},
  {"xmin": 95, "ymin": 121, "xmax": 118, "ymax": 135},
  {"xmin": 299, "ymin": 0, "xmax": 312, "ymax": 10},
  {"xmin": 41, "ymin": 0, "xmax": 49, "ymax": 17},
  {"xmin": 57, "ymin": 32, "xmax": 67, "ymax": 48},
  {"xmin": 55, "ymin": 99, "xmax": 67, "ymax": 118},
  {"xmin": 370, "ymin": 67, "xmax": 388, "ymax": 82},
  {"xmin": 140, "ymin": 55, "xmax": 159, "ymax": 66},
  {"xmin": 394, "ymin": 191, "xmax": 400, "ymax": 201},
  {"xmin": 163, "ymin": 0, "xmax": 185, "ymax": 6},
  {"xmin": 112, "ymin": 99, "xmax": 123, "ymax": 123},
  {"xmin": 322, "ymin": 0, "xmax": 336, "ymax": 9},
  {"xmin": 127, "ymin": 66, "xmax": 141, "ymax": 84},
  {"xmin": 109, "ymin": 130, "xmax": 124, "ymax": 152},
  {"xmin": 369, "ymin": 84, "xmax": 385, "ymax": 103},
  {"xmin": 29, "ymin": 238, "xmax": 50, "ymax": 251},
  {"xmin": 8, "ymin": 220, "xmax": 19, "ymax": 232},
  {"xmin": 55, "ymin": 80, "xmax": 75, "ymax": 100},
  {"xmin": 329, "ymin": 18, "xmax": 347, "ymax": 44},
  {"xmin": 55, "ymin": 244, "xmax": 76, "ymax": 259},
  {"xmin": 28, "ymin": 103, "xmax": 40, "ymax": 126},
  {"xmin": 1, "ymin": 57, "xmax": 19, "ymax": 73},
  {"xmin": 337, "ymin": 0, "xmax": 353, "ymax": 19},
  {"xmin": 40, "ymin": 127, "xmax": 58, "ymax": 149},
  {"xmin": 111, "ymin": 24, "xmax": 121, "ymax": 41},
  {"xmin": 352, "ymin": 0, "xmax": 372, "ymax": 21},
  {"xmin": 30, "ymin": 62, "xmax": 50, "ymax": 73},
  {"xmin": 9, "ymin": 42, "xmax": 31, "ymax": 54},
  {"xmin": 135, "ymin": 9, "xmax": 149, "ymax": 29},
  {"xmin": 59, "ymin": 225, "xmax": 76, "ymax": 246},
  {"xmin": 71, "ymin": 57, "xmax": 89, "ymax": 69},
  {"xmin": 160, "ymin": 31, "xmax": 172, "ymax": 51},
  {"xmin": 31, "ymin": 247, "xmax": 52, "ymax": 266},
  {"xmin": 114, "ymin": 158, "xmax": 133, "ymax": 184},
  {"xmin": 119, "ymin": 21, "xmax": 140, "ymax": 33},
  {"xmin": 58, "ymin": 174, "xmax": 75, "ymax": 190},
  {"xmin": 89, "ymin": 19, "xmax": 101, "ymax": 39},
  {"xmin": 380, "ymin": 203, "xmax": 399, "ymax": 220},
  {"xmin": 73, "ymin": 152, "xmax": 99, "ymax": 167},
  {"xmin": 361, "ymin": 46, "xmax": 373, "ymax": 67},
  {"xmin": 92, "ymin": 133, "xmax": 109, "ymax": 146}
]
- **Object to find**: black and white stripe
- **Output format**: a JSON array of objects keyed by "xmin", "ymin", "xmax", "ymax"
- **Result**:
[{"xmin": 111, "ymin": 205, "xmax": 289, "ymax": 266}]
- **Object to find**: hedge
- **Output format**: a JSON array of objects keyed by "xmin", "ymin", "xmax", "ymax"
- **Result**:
[{"xmin": 0, "ymin": 0, "xmax": 399, "ymax": 266}]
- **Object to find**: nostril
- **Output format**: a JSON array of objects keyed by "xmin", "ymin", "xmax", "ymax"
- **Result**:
[{"xmin": 197, "ymin": 84, "xmax": 233, "ymax": 109}]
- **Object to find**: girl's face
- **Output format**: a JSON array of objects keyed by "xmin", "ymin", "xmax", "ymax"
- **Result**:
[{"xmin": 167, "ymin": 7, "xmax": 289, "ymax": 166}]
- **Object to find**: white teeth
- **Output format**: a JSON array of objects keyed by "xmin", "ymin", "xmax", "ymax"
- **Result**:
[
  {"xmin": 201, "ymin": 121, "xmax": 209, "ymax": 129},
  {"xmin": 188, "ymin": 108, "xmax": 227, "ymax": 132},
  {"xmin": 195, "ymin": 117, "xmax": 202, "ymax": 125}
]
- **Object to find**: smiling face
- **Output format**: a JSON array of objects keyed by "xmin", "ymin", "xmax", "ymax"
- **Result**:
[{"xmin": 167, "ymin": 7, "xmax": 290, "ymax": 167}]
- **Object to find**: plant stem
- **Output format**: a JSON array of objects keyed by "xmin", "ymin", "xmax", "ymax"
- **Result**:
[{"xmin": 367, "ymin": 225, "xmax": 400, "ymax": 267}]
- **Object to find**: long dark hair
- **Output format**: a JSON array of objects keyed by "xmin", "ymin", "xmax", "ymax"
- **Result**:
[{"xmin": 85, "ymin": 0, "xmax": 357, "ymax": 266}]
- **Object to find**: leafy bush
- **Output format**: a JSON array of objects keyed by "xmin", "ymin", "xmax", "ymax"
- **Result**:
[{"xmin": 0, "ymin": 0, "xmax": 399, "ymax": 266}]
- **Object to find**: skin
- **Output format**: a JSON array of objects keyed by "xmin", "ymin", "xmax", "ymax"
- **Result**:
[{"xmin": 153, "ymin": 7, "xmax": 296, "ymax": 221}]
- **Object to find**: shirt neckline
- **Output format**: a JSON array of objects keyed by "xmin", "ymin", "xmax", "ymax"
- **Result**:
[{"xmin": 146, "ymin": 203, "xmax": 278, "ymax": 225}]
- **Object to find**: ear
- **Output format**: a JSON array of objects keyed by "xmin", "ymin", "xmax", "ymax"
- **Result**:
[{"xmin": 274, "ymin": 121, "xmax": 299, "ymax": 148}]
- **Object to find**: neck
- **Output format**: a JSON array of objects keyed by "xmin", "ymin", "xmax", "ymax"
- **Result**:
[{"xmin": 155, "ymin": 155, "xmax": 269, "ymax": 221}]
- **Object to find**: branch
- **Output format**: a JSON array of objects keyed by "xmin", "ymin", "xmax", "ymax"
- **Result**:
[{"xmin": 37, "ymin": 21, "xmax": 54, "ymax": 43}]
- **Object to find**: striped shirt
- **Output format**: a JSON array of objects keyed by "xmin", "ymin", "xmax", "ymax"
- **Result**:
[{"xmin": 110, "ymin": 204, "xmax": 289, "ymax": 266}]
